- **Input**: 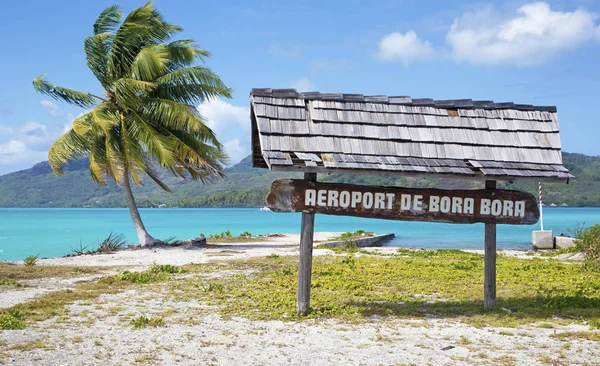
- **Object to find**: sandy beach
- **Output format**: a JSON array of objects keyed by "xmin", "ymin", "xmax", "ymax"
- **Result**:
[{"xmin": 1, "ymin": 233, "xmax": 599, "ymax": 365}]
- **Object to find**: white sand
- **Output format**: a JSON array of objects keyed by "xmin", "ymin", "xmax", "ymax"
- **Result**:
[
  {"xmin": 33, "ymin": 232, "xmax": 342, "ymax": 268},
  {"xmin": 2, "ymin": 233, "xmax": 597, "ymax": 365}
]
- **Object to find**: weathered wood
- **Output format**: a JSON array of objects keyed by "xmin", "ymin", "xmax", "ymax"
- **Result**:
[
  {"xmin": 267, "ymin": 164, "xmax": 570, "ymax": 184},
  {"xmin": 267, "ymin": 179, "xmax": 539, "ymax": 225},
  {"xmin": 297, "ymin": 172, "xmax": 317, "ymax": 315},
  {"xmin": 484, "ymin": 180, "xmax": 497, "ymax": 309}
]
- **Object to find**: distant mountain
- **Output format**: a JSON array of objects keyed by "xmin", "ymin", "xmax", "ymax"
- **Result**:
[{"xmin": 0, "ymin": 152, "xmax": 599, "ymax": 207}]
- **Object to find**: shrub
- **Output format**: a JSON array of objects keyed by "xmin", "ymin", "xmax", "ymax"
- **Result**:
[
  {"xmin": 96, "ymin": 232, "xmax": 127, "ymax": 253},
  {"xmin": 573, "ymin": 223, "xmax": 600, "ymax": 269},
  {"xmin": 116, "ymin": 271, "xmax": 163, "ymax": 284},
  {"xmin": 71, "ymin": 241, "xmax": 91, "ymax": 255},
  {"xmin": 0, "ymin": 309, "xmax": 26, "ymax": 330},
  {"xmin": 149, "ymin": 264, "xmax": 185, "ymax": 274},
  {"xmin": 240, "ymin": 231, "xmax": 252, "ymax": 238},
  {"xmin": 23, "ymin": 254, "xmax": 39, "ymax": 266},
  {"xmin": 130, "ymin": 316, "xmax": 164, "ymax": 329}
]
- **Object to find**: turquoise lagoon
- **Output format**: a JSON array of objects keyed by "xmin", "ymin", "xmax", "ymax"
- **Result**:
[{"xmin": 1, "ymin": 207, "xmax": 599, "ymax": 261}]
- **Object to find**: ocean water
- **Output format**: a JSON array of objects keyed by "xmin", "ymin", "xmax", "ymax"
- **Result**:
[{"xmin": 0, "ymin": 207, "xmax": 599, "ymax": 261}]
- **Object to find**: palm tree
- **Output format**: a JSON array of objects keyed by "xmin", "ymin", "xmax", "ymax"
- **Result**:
[{"xmin": 33, "ymin": 3, "xmax": 231, "ymax": 246}]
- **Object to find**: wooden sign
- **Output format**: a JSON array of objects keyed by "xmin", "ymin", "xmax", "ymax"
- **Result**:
[{"xmin": 266, "ymin": 178, "xmax": 539, "ymax": 225}]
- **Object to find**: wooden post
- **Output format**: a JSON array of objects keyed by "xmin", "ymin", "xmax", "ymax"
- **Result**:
[
  {"xmin": 297, "ymin": 172, "xmax": 317, "ymax": 315},
  {"xmin": 484, "ymin": 180, "xmax": 497, "ymax": 309}
]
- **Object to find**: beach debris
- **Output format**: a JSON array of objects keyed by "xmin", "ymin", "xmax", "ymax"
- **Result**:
[{"xmin": 441, "ymin": 345, "xmax": 455, "ymax": 351}]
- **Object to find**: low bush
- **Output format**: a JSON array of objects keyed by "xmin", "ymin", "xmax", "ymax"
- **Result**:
[
  {"xmin": 130, "ymin": 316, "xmax": 164, "ymax": 329},
  {"xmin": 0, "ymin": 309, "xmax": 26, "ymax": 330},
  {"xmin": 23, "ymin": 254, "xmax": 39, "ymax": 267},
  {"xmin": 572, "ymin": 223, "xmax": 600, "ymax": 269}
]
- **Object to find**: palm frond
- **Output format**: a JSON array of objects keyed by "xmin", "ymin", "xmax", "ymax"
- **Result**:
[
  {"xmin": 152, "ymin": 66, "xmax": 231, "ymax": 104},
  {"xmin": 127, "ymin": 110, "xmax": 176, "ymax": 168},
  {"xmin": 130, "ymin": 44, "xmax": 170, "ymax": 81},
  {"xmin": 166, "ymin": 40, "xmax": 210, "ymax": 69},
  {"xmin": 94, "ymin": 5, "xmax": 122, "ymax": 34},
  {"xmin": 143, "ymin": 158, "xmax": 173, "ymax": 192},
  {"xmin": 48, "ymin": 130, "xmax": 90, "ymax": 175},
  {"xmin": 107, "ymin": 2, "xmax": 181, "ymax": 80},
  {"xmin": 84, "ymin": 33, "xmax": 113, "ymax": 88},
  {"xmin": 112, "ymin": 78, "xmax": 156, "ymax": 108},
  {"xmin": 89, "ymin": 136, "xmax": 108, "ymax": 185},
  {"xmin": 105, "ymin": 128, "xmax": 123, "ymax": 184},
  {"xmin": 91, "ymin": 102, "xmax": 120, "ymax": 132},
  {"xmin": 72, "ymin": 112, "xmax": 94, "ymax": 136},
  {"xmin": 33, "ymin": 75, "xmax": 101, "ymax": 108}
]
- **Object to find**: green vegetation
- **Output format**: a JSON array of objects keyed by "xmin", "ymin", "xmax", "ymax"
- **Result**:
[
  {"xmin": 112, "ymin": 264, "xmax": 183, "ymax": 284},
  {"xmin": 129, "ymin": 316, "xmax": 164, "ymax": 329},
  {"xmin": 0, "ymin": 263, "xmax": 101, "ymax": 281},
  {"xmin": 95, "ymin": 232, "xmax": 127, "ymax": 253},
  {"xmin": 23, "ymin": 254, "xmax": 39, "ymax": 266},
  {"xmin": 0, "ymin": 310, "xmax": 26, "ymax": 330},
  {"xmin": 205, "ymin": 230, "xmax": 267, "ymax": 243},
  {"xmin": 31, "ymin": 3, "xmax": 231, "ymax": 245},
  {"xmin": 170, "ymin": 251, "xmax": 600, "ymax": 328},
  {"xmin": 3, "ymin": 251, "xmax": 600, "ymax": 331},
  {"xmin": 2, "ymin": 152, "xmax": 600, "ymax": 208},
  {"xmin": 209, "ymin": 230, "xmax": 232, "ymax": 239},
  {"xmin": 573, "ymin": 223, "xmax": 600, "ymax": 269},
  {"xmin": 332, "ymin": 230, "xmax": 373, "ymax": 241}
]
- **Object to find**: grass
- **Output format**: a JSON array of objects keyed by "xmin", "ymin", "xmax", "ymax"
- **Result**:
[
  {"xmin": 4, "ymin": 250, "xmax": 600, "ymax": 331},
  {"xmin": 0, "ymin": 263, "xmax": 102, "ymax": 281},
  {"xmin": 130, "ymin": 316, "xmax": 164, "ymax": 329},
  {"xmin": 171, "ymin": 250, "xmax": 600, "ymax": 327},
  {"xmin": 0, "ymin": 279, "xmax": 18, "ymax": 287},
  {"xmin": 550, "ymin": 331, "xmax": 600, "ymax": 342},
  {"xmin": 331, "ymin": 230, "xmax": 374, "ymax": 241}
]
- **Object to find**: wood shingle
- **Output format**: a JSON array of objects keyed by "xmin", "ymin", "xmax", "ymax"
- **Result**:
[{"xmin": 250, "ymin": 89, "xmax": 571, "ymax": 182}]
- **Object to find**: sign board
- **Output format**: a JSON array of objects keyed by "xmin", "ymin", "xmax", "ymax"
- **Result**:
[{"xmin": 266, "ymin": 178, "xmax": 539, "ymax": 225}]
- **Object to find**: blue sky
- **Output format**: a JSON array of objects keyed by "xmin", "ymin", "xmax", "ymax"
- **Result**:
[{"xmin": 0, "ymin": 0, "xmax": 599, "ymax": 175}]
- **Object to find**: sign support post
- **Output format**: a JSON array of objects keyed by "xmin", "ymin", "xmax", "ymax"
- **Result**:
[
  {"xmin": 297, "ymin": 172, "xmax": 317, "ymax": 315},
  {"xmin": 484, "ymin": 180, "xmax": 497, "ymax": 309}
]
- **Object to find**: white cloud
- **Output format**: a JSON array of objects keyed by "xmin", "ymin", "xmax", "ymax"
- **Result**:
[
  {"xmin": 197, "ymin": 99, "xmax": 249, "ymax": 138},
  {"xmin": 197, "ymin": 99, "xmax": 251, "ymax": 165},
  {"xmin": 0, "ymin": 140, "xmax": 47, "ymax": 174},
  {"xmin": 291, "ymin": 78, "xmax": 315, "ymax": 92},
  {"xmin": 0, "ymin": 140, "xmax": 26, "ymax": 163},
  {"xmin": 223, "ymin": 138, "xmax": 249, "ymax": 165},
  {"xmin": 377, "ymin": 2, "xmax": 600, "ymax": 66},
  {"xmin": 377, "ymin": 31, "xmax": 434, "ymax": 64},
  {"xmin": 0, "ymin": 120, "xmax": 65, "ymax": 175},
  {"xmin": 447, "ymin": 2, "xmax": 600, "ymax": 65},
  {"xmin": 41, "ymin": 100, "xmax": 60, "ymax": 116}
]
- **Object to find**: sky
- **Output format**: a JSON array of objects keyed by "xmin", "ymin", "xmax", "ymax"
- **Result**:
[{"xmin": 0, "ymin": 0, "xmax": 599, "ymax": 175}]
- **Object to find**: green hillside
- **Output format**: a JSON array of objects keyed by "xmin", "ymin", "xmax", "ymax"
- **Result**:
[{"xmin": 0, "ymin": 152, "xmax": 598, "ymax": 207}]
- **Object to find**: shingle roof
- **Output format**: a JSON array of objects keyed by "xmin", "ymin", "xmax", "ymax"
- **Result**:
[{"xmin": 250, "ymin": 88, "xmax": 572, "ymax": 182}]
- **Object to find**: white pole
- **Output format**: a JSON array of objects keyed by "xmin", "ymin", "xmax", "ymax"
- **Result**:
[{"xmin": 539, "ymin": 182, "xmax": 544, "ymax": 231}]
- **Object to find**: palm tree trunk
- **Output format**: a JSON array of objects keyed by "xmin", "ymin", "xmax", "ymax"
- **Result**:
[{"xmin": 123, "ymin": 165, "xmax": 160, "ymax": 246}]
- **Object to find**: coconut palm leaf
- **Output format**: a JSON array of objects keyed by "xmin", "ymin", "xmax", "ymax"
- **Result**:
[
  {"xmin": 34, "ymin": 2, "xmax": 231, "ymax": 246},
  {"xmin": 33, "ymin": 75, "xmax": 101, "ymax": 108},
  {"xmin": 94, "ymin": 5, "xmax": 122, "ymax": 35}
]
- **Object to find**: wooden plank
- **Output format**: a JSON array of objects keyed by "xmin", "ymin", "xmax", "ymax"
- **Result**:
[
  {"xmin": 484, "ymin": 180, "xmax": 497, "ymax": 309},
  {"xmin": 268, "ymin": 163, "xmax": 570, "ymax": 183},
  {"xmin": 297, "ymin": 172, "xmax": 317, "ymax": 315},
  {"xmin": 266, "ymin": 179, "xmax": 539, "ymax": 225}
]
